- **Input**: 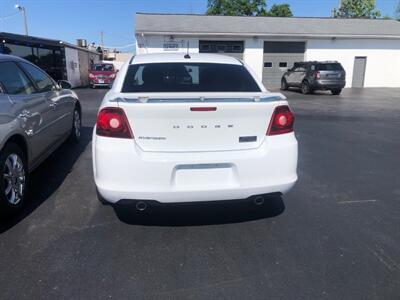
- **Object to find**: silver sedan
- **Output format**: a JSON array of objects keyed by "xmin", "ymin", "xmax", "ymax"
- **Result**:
[{"xmin": 0, "ymin": 54, "xmax": 81, "ymax": 215}]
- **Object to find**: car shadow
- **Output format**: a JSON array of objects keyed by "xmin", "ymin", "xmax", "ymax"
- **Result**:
[
  {"xmin": 282, "ymin": 88, "xmax": 336, "ymax": 96},
  {"xmin": 113, "ymin": 194, "xmax": 285, "ymax": 226},
  {"xmin": 0, "ymin": 126, "xmax": 92, "ymax": 234}
]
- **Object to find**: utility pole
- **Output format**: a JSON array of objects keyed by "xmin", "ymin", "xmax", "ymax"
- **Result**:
[
  {"xmin": 15, "ymin": 4, "xmax": 28, "ymax": 35},
  {"xmin": 100, "ymin": 31, "xmax": 104, "ymax": 47}
]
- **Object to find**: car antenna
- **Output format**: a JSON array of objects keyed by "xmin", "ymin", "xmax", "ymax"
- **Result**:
[{"xmin": 184, "ymin": 41, "xmax": 191, "ymax": 59}]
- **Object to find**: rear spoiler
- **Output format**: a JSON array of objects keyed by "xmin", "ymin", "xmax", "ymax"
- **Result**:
[{"xmin": 114, "ymin": 95, "xmax": 284, "ymax": 104}]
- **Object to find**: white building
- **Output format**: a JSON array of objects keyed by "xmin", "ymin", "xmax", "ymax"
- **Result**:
[{"xmin": 135, "ymin": 13, "xmax": 400, "ymax": 89}]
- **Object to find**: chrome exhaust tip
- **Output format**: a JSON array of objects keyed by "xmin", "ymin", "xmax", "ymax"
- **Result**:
[
  {"xmin": 136, "ymin": 201, "xmax": 147, "ymax": 211},
  {"xmin": 254, "ymin": 196, "xmax": 265, "ymax": 206}
]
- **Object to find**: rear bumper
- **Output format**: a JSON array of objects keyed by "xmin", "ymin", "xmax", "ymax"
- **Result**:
[
  {"xmin": 90, "ymin": 80, "xmax": 111, "ymax": 86},
  {"xmin": 311, "ymin": 80, "xmax": 345, "ymax": 90},
  {"xmin": 93, "ymin": 131, "xmax": 298, "ymax": 204}
]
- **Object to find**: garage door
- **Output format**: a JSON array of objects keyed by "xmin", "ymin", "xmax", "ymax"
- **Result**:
[
  {"xmin": 263, "ymin": 41, "xmax": 305, "ymax": 89},
  {"xmin": 199, "ymin": 41, "xmax": 244, "ymax": 60}
]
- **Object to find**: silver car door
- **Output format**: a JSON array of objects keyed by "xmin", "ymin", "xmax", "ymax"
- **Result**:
[
  {"xmin": 18, "ymin": 62, "xmax": 71, "ymax": 141},
  {"xmin": 0, "ymin": 61, "xmax": 54, "ymax": 161},
  {"xmin": 291, "ymin": 65, "xmax": 305, "ymax": 87},
  {"xmin": 11, "ymin": 93, "xmax": 54, "ymax": 159},
  {"xmin": 296, "ymin": 65, "xmax": 307, "ymax": 86},
  {"xmin": 48, "ymin": 88, "xmax": 75, "ymax": 139},
  {"xmin": 286, "ymin": 67, "xmax": 297, "ymax": 85}
]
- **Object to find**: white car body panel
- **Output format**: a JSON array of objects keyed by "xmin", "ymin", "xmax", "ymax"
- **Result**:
[{"xmin": 93, "ymin": 53, "xmax": 298, "ymax": 204}]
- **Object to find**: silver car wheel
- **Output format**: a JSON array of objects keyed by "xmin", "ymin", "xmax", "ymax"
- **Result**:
[
  {"xmin": 3, "ymin": 153, "xmax": 25, "ymax": 205},
  {"xmin": 74, "ymin": 110, "xmax": 81, "ymax": 139},
  {"xmin": 301, "ymin": 82, "xmax": 309, "ymax": 94}
]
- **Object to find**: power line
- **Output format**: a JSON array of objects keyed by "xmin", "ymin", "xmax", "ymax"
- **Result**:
[
  {"xmin": 100, "ymin": 43, "xmax": 136, "ymax": 49},
  {"xmin": 0, "ymin": 12, "xmax": 19, "ymax": 21}
]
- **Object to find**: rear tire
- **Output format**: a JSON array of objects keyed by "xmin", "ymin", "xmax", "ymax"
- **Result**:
[
  {"xmin": 0, "ymin": 143, "xmax": 28, "ymax": 216},
  {"xmin": 301, "ymin": 81, "xmax": 311, "ymax": 94},
  {"xmin": 281, "ymin": 79, "xmax": 288, "ymax": 90},
  {"xmin": 331, "ymin": 89, "xmax": 342, "ymax": 95},
  {"xmin": 69, "ymin": 107, "xmax": 81, "ymax": 143}
]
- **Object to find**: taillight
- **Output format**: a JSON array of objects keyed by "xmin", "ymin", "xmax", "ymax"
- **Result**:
[
  {"xmin": 267, "ymin": 105, "xmax": 295, "ymax": 136},
  {"xmin": 89, "ymin": 73, "xmax": 95, "ymax": 79},
  {"xmin": 96, "ymin": 107, "xmax": 133, "ymax": 139}
]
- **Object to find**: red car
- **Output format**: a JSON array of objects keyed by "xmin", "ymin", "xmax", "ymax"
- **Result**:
[{"xmin": 89, "ymin": 63, "xmax": 117, "ymax": 88}]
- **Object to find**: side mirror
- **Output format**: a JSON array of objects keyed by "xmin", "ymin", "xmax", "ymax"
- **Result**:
[{"xmin": 57, "ymin": 80, "xmax": 72, "ymax": 90}]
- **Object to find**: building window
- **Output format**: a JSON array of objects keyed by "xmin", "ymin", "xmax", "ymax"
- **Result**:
[
  {"xmin": 163, "ymin": 43, "xmax": 179, "ymax": 51},
  {"xmin": 3, "ymin": 43, "xmax": 35, "ymax": 62},
  {"xmin": 3, "ymin": 42, "xmax": 65, "ymax": 81},
  {"xmin": 232, "ymin": 44, "xmax": 243, "ymax": 53},
  {"xmin": 264, "ymin": 62, "xmax": 272, "ymax": 68},
  {"xmin": 200, "ymin": 43, "xmax": 211, "ymax": 52},
  {"xmin": 216, "ymin": 44, "xmax": 227, "ymax": 52},
  {"xmin": 279, "ymin": 62, "xmax": 288, "ymax": 68},
  {"xmin": 199, "ymin": 41, "xmax": 244, "ymax": 54}
]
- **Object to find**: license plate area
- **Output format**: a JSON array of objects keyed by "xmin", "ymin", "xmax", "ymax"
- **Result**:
[
  {"xmin": 327, "ymin": 74, "xmax": 338, "ymax": 78},
  {"xmin": 98, "ymin": 79, "xmax": 105, "ymax": 84},
  {"xmin": 173, "ymin": 163, "xmax": 238, "ymax": 190}
]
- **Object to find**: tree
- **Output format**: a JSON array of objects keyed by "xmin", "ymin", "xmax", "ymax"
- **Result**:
[
  {"xmin": 333, "ymin": 0, "xmax": 381, "ymax": 18},
  {"xmin": 266, "ymin": 4, "xmax": 293, "ymax": 17},
  {"xmin": 206, "ymin": 0, "xmax": 267, "ymax": 16},
  {"xmin": 206, "ymin": 0, "xmax": 293, "ymax": 17}
]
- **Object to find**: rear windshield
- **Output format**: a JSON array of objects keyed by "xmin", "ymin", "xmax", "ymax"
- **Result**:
[
  {"xmin": 313, "ymin": 63, "xmax": 343, "ymax": 71},
  {"xmin": 121, "ymin": 63, "xmax": 261, "ymax": 93},
  {"xmin": 92, "ymin": 64, "xmax": 114, "ymax": 71}
]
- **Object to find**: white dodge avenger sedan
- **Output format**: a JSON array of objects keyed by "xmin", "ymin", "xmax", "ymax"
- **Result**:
[{"xmin": 92, "ymin": 53, "xmax": 297, "ymax": 209}]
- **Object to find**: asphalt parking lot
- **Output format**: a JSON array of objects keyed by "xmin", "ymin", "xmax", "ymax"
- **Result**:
[{"xmin": 1, "ymin": 87, "xmax": 399, "ymax": 299}]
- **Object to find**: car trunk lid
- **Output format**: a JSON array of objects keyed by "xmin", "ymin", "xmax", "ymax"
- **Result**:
[{"xmin": 116, "ymin": 93, "xmax": 284, "ymax": 152}]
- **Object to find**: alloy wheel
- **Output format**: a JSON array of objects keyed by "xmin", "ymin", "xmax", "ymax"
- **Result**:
[
  {"xmin": 3, "ymin": 153, "xmax": 25, "ymax": 205},
  {"xmin": 301, "ymin": 83, "xmax": 309, "ymax": 94},
  {"xmin": 74, "ymin": 110, "xmax": 81, "ymax": 139}
]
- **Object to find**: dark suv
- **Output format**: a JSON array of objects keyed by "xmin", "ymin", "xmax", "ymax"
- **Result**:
[{"xmin": 281, "ymin": 61, "xmax": 346, "ymax": 95}]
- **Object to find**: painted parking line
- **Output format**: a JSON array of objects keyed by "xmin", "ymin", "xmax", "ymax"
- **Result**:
[{"xmin": 337, "ymin": 199, "xmax": 378, "ymax": 204}]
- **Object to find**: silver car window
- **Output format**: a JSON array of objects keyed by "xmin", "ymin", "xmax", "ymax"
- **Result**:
[
  {"xmin": 0, "ymin": 61, "xmax": 35, "ymax": 95},
  {"xmin": 19, "ymin": 62, "xmax": 55, "ymax": 93}
]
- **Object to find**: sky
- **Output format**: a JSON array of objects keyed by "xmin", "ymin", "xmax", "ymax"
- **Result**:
[{"xmin": 0, "ymin": 0, "xmax": 399, "ymax": 52}]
